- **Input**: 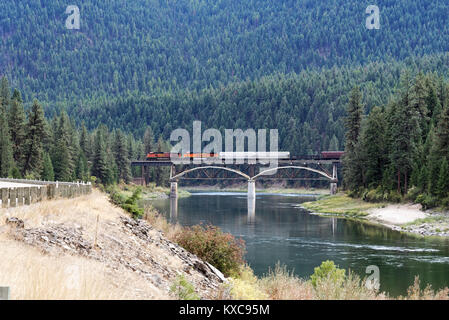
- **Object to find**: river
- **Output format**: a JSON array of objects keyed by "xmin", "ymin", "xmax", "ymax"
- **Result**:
[{"xmin": 147, "ymin": 191, "xmax": 449, "ymax": 297}]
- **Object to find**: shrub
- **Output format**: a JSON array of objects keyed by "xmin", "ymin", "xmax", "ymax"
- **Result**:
[
  {"xmin": 401, "ymin": 276, "xmax": 449, "ymax": 300},
  {"xmin": 170, "ymin": 274, "xmax": 200, "ymax": 300},
  {"xmin": 313, "ymin": 271, "xmax": 386, "ymax": 300},
  {"xmin": 230, "ymin": 265, "xmax": 268, "ymax": 300},
  {"xmin": 441, "ymin": 196, "xmax": 449, "ymax": 209},
  {"xmin": 174, "ymin": 224, "xmax": 245, "ymax": 277},
  {"xmin": 310, "ymin": 260, "xmax": 345, "ymax": 288},
  {"xmin": 364, "ymin": 187, "xmax": 384, "ymax": 203},
  {"xmin": 385, "ymin": 190, "xmax": 402, "ymax": 203},
  {"xmin": 259, "ymin": 263, "xmax": 313, "ymax": 300},
  {"xmin": 415, "ymin": 194, "xmax": 438, "ymax": 210},
  {"xmin": 108, "ymin": 186, "xmax": 144, "ymax": 219},
  {"xmin": 406, "ymin": 186, "xmax": 421, "ymax": 202}
]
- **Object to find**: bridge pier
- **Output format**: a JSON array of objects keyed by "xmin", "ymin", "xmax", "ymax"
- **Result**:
[
  {"xmin": 170, "ymin": 181, "xmax": 178, "ymax": 198},
  {"xmin": 170, "ymin": 196, "xmax": 178, "ymax": 223},
  {"xmin": 330, "ymin": 182, "xmax": 337, "ymax": 195},
  {"xmin": 330, "ymin": 162, "xmax": 338, "ymax": 195},
  {"xmin": 248, "ymin": 180, "xmax": 256, "ymax": 200}
]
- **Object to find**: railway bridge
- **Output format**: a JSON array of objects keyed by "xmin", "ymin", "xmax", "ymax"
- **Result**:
[{"xmin": 131, "ymin": 152, "xmax": 342, "ymax": 200}]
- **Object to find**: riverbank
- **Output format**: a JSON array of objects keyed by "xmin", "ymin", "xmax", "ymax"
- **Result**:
[
  {"xmin": 301, "ymin": 194, "xmax": 449, "ymax": 237},
  {"xmin": 121, "ymin": 183, "xmax": 191, "ymax": 200}
]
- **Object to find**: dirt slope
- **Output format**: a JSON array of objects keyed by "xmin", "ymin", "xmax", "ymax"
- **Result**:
[{"xmin": 0, "ymin": 190, "xmax": 224, "ymax": 300}]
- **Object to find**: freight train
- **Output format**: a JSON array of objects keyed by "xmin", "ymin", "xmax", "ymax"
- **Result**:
[{"xmin": 146, "ymin": 151, "xmax": 343, "ymax": 160}]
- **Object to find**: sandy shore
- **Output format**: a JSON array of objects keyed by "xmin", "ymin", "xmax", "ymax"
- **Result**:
[{"xmin": 367, "ymin": 203, "xmax": 428, "ymax": 225}]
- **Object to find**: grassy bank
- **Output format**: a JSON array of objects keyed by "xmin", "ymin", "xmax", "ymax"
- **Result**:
[
  {"xmin": 118, "ymin": 183, "xmax": 191, "ymax": 199},
  {"xmin": 301, "ymin": 194, "xmax": 385, "ymax": 218}
]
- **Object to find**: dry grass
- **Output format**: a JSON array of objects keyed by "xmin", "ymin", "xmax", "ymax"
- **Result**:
[
  {"xmin": 399, "ymin": 277, "xmax": 449, "ymax": 300},
  {"xmin": 142, "ymin": 204, "xmax": 183, "ymax": 240},
  {"xmin": 0, "ymin": 241, "xmax": 126, "ymax": 300},
  {"xmin": 0, "ymin": 189, "xmax": 171, "ymax": 300},
  {"xmin": 0, "ymin": 189, "xmax": 119, "ymax": 234},
  {"xmin": 259, "ymin": 263, "xmax": 314, "ymax": 300}
]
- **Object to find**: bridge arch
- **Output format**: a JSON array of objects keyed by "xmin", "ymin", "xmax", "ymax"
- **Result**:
[
  {"xmin": 251, "ymin": 166, "xmax": 335, "ymax": 181},
  {"xmin": 170, "ymin": 166, "xmax": 250, "ymax": 181}
]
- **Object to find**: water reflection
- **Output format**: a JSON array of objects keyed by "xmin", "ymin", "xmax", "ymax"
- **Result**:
[
  {"xmin": 247, "ymin": 196, "xmax": 256, "ymax": 224},
  {"xmin": 170, "ymin": 197, "xmax": 178, "ymax": 223}
]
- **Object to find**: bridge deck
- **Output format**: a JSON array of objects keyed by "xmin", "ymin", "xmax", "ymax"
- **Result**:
[{"xmin": 131, "ymin": 158, "xmax": 341, "ymax": 166}]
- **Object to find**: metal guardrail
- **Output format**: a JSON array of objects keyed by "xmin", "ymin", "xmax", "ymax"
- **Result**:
[{"xmin": 0, "ymin": 179, "xmax": 92, "ymax": 209}]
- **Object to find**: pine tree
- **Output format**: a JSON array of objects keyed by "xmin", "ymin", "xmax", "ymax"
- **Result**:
[
  {"xmin": 92, "ymin": 129, "xmax": 113, "ymax": 185},
  {"xmin": 434, "ymin": 104, "xmax": 449, "ymax": 160},
  {"xmin": 436, "ymin": 158, "xmax": 449, "ymax": 199},
  {"xmin": 75, "ymin": 151, "xmax": 89, "ymax": 182},
  {"xmin": 79, "ymin": 122, "xmax": 91, "ymax": 157},
  {"xmin": 359, "ymin": 106, "xmax": 387, "ymax": 188},
  {"xmin": 51, "ymin": 113, "xmax": 74, "ymax": 181},
  {"xmin": 0, "ymin": 109, "xmax": 13, "ymax": 177},
  {"xmin": 0, "ymin": 76, "xmax": 10, "ymax": 112},
  {"xmin": 41, "ymin": 152, "xmax": 55, "ymax": 181},
  {"xmin": 389, "ymin": 73, "xmax": 421, "ymax": 193},
  {"xmin": 22, "ymin": 100, "xmax": 46, "ymax": 177},
  {"xmin": 8, "ymin": 89, "xmax": 26, "ymax": 168},
  {"xmin": 113, "ymin": 129, "xmax": 131, "ymax": 183},
  {"xmin": 328, "ymin": 135, "xmax": 339, "ymax": 151},
  {"xmin": 143, "ymin": 127, "xmax": 155, "ymax": 155},
  {"xmin": 343, "ymin": 87, "xmax": 364, "ymax": 190}
]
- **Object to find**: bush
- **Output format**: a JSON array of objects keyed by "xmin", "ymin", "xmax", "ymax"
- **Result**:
[
  {"xmin": 170, "ymin": 274, "xmax": 200, "ymax": 300},
  {"xmin": 440, "ymin": 196, "xmax": 449, "ymax": 209},
  {"xmin": 415, "ymin": 194, "xmax": 438, "ymax": 210},
  {"xmin": 406, "ymin": 186, "xmax": 421, "ymax": 202},
  {"xmin": 310, "ymin": 260, "xmax": 345, "ymax": 288},
  {"xmin": 174, "ymin": 224, "xmax": 245, "ymax": 277},
  {"xmin": 230, "ymin": 265, "xmax": 268, "ymax": 300},
  {"xmin": 363, "ymin": 187, "xmax": 384, "ymax": 203},
  {"xmin": 385, "ymin": 190, "xmax": 402, "ymax": 203},
  {"xmin": 108, "ymin": 186, "xmax": 144, "ymax": 219}
]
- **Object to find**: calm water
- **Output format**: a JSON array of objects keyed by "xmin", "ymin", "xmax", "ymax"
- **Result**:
[{"xmin": 148, "ymin": 192, "xmax": 449, "ymax": 296}]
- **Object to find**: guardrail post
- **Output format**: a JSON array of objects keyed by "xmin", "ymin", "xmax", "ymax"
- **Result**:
[
  {"xmin": 1, "ymin": 188, "xmax": 8, "ymax": 208},
  {"xmin": 24, "ymin": 187, "xmax": 31, "ymax": 205},
  {"xmin": 9, "ymin": 188, "xmax": 17, "ymax": 207}
]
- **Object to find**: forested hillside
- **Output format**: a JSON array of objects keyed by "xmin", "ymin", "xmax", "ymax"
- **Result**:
[
  {"xmin": 2, "ymin": 0, "xmax": 449, "ymax": 103},
  {"xmin": 0, "ymin": 77, "xmax": 170, "ymax": 186},
  {"xmin": 72, "ymin": 54, "xmax": 449, "ymax": 154}
]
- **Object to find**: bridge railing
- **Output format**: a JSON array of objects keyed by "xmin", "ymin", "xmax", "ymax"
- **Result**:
[{"xmin": 0, "ymin": 179, "xmax": 92, "ymax": 209}]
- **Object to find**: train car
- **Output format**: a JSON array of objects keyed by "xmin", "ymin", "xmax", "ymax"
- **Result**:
[
  {"xmin": 146, "ymin": 152, "xmax": 218, "ymax": 160},
  {"xmin": 183, "ymin": 153, "xmax": 218, "ymax": 158},
  {"xmin": 219, "ymin": 152, "xmax": 290, "ymax": 160},
  {"xmin": 320, "ymin": 151, "xmax": 344, "ymax": 159}
]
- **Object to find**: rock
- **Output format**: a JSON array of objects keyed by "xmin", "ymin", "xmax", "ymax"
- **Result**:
[
  {"xmin": 205, "ymin": 262, "xmax": 227, "ymax": 283},
  {"xmin": 5, "ymin": 217, "xmax": 24, "ymax": 229}
]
